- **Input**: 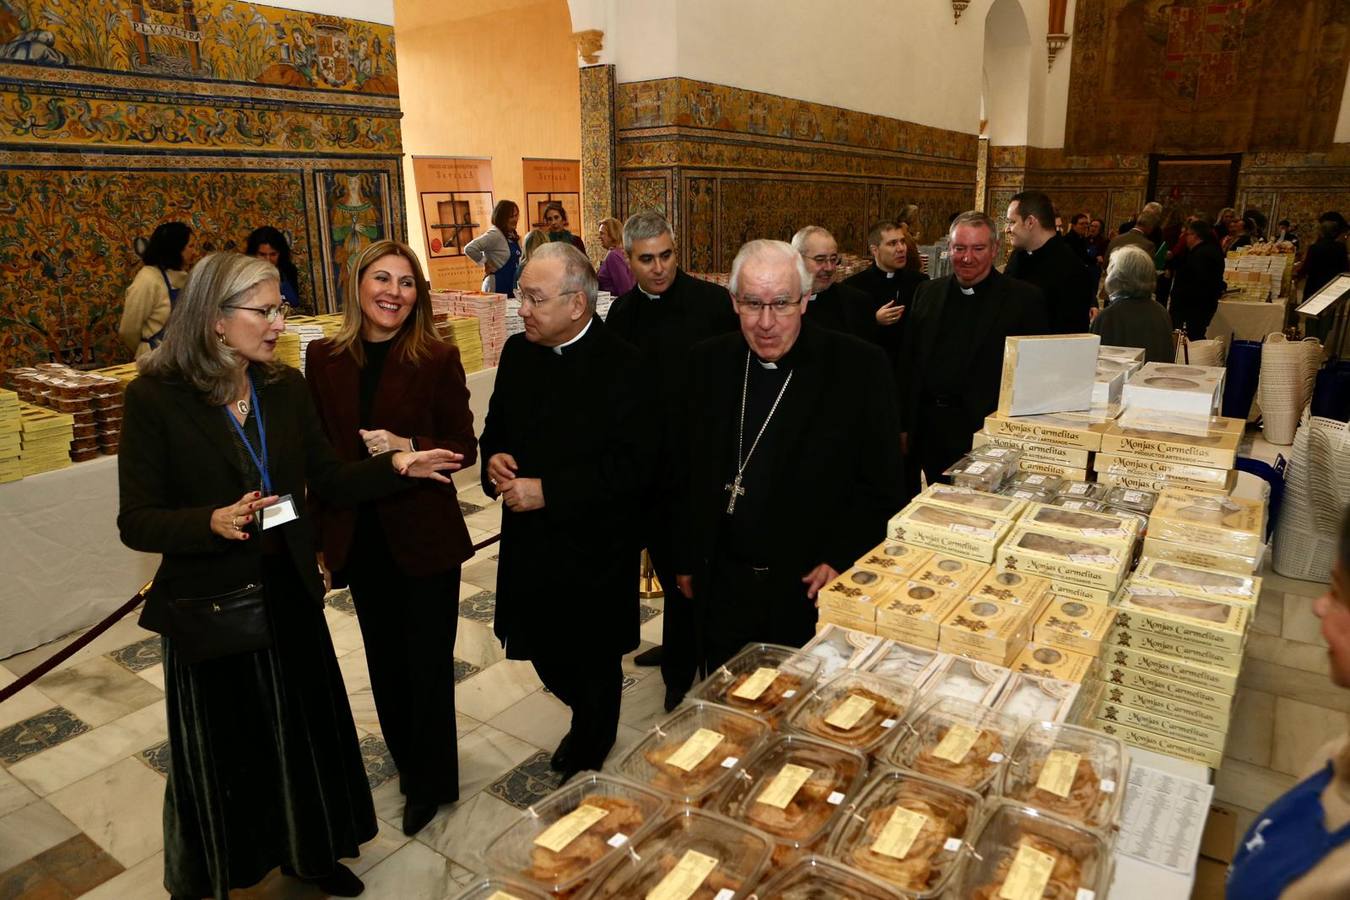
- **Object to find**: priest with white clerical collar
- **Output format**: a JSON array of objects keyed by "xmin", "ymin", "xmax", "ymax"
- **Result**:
[{"xmin": 674, "ymin": 239, "xmax": 902, "ymax": 672}]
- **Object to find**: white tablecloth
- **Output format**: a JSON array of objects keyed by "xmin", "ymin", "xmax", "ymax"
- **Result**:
[{"xmin": 1207, "ymin": 299, "xmax": 1286, "ymax": 342}]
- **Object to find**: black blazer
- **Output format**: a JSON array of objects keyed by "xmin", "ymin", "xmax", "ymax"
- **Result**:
[{"xmin": 118, "ymin": 367, "xmax": 409, "ymax": 634}]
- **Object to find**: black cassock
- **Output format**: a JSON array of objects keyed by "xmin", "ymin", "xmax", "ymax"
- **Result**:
[
  {"xmin": 676, "ymin": 322, "xmax": 903, "ymax": 670},
  {"xmin": 479, "ymin": 320, "xmax": 651, "ymax": 772},
  {"xmin": 1005, "ymin": 232, "xmax": 1099, "ymax": 334},
  {"xmin": 802, "ymin": 281, "xmax": 877, "ymax": 343},
  {"xmin": 844, "ymin": 263, "xmax": 930, "ymax": 370}
]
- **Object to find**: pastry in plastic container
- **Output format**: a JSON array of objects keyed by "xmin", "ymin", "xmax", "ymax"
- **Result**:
[
  {"xmin": 1046, "ymin": 495, "xmax": 1106, "ymax": 513},
  {"xmin": 999, "ymin": 485, "xmax": 1055, "ymax": 503},
  {"xmin": 998, "ymin": 722, "xmax": 1127, "ymax": 834},
  {"xmin": 992, "ymin": 674, "xmax": 1081, "ymax": 727},
  {"xmin": 785, "ymin": 671, "xmax": 916, "ymax": 754},
  {"xmin": 956, "ymin": 800, "xmax": 1113, "ymax": 900},
  {"xmin": 826, "ymin": 767, "xmax": 981, "ymax": 896},
  {"xmin": 1103, "ymin": 486, "xmax": 1157, "ymax": 514},
  {"xmin": 885, "ymin": 696, "xmax": 1020, "ymax": 794},
  {"xmin": 687, "ymin": 643, "xmax": 821, "ymax": 726},
  {"xmin": 711, "ymin": 734, "xmax": 867, "ymax": 868},
  {"xmin": 577, "ymin": 807, "xmax": 771, "ymax": 900},
  {"xmin": 943, "ymin": 454, "xmax": 1012, "ymax": 492},
  {"xmin": 449, "ymin": 876, "xmax": 552, "ymax": 900},
  {"xmin": 801, "ymin": 624, "xmax": 883, "ymax": 678},
  {"xmin": 748, "ymin": 854, "xmax": 910, "ymax": 899},
  {"xmin": 861, "ymin": 639, "xmax": 944, "ymax": 689},
  {"xmin": 1008, "ymin": 472, "xmax": 1065, "ymax": 495},
  {"xmin": 611, "ymin": 702, "xmax": 770, "ymax": 806},
  {"xmin": 481, "ymin": 772, "xmax": 668, "ymax": 897},
  {"xmin": 922, "ymin": 656, "xmax": 1010, "ymax": 706},
  {"xmin": 918, "ymin": 483, "xmax": 1027, "ymax": 518},
  {"xmin": 1056, "ymin": 480, "xmax": 1108, "ymax": 501}
]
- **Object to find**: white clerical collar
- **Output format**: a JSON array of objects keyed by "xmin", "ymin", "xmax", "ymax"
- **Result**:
[
  {"xmin": 885, "ymin": 270, "xmax": 896, "ymax": 279},
  {"xmin": 642, "ymin": 290, "xmax": 662, "ymax": 300},
  {"xmin": 757, "ymin": 359, "xmax": 778, "ymax": 370},
  {"xmin": 959, "ymin": 285, "xmax": 975, "ymax": 295},
  {"xmin": 553, "ymin": 317, "xmax": 593, "ymax": 354}
]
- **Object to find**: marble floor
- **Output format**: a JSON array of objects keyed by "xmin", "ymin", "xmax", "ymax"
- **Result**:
[{"xmin": 0, "ymin": 482, "xmax": 668, "ymax": 899}]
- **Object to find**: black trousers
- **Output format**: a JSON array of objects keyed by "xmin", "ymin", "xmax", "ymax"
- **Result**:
[
  {"xmin": 698, "ymin": 553, "xmax": 817, "ymax": 675},
  {"xmin": 915, "ymin": 403, "xmax": 978, "ymax": 487},
  {"xmin": 531, "ymin": 653, "xmax": 624, "ymax": 773},
  {"xmin": 343, "ymin": 522, "xmax": 461, "ymax": 804},
  {"xmin": 648, "ymin": 532, "xmax": 696, "ymax": 701},
  {"xmin": 1171, "ymin": 299, "xmax": 1218, "ymax": 342}
]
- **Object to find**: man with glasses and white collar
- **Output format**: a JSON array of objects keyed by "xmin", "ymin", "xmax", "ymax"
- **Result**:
[
  {"xmin": 673, "ymin": 239, "xmax": 902, "ymax": 671},
  {"xmin": 793, "ymin": 225, "xmax": 874, "ymax": 341}
]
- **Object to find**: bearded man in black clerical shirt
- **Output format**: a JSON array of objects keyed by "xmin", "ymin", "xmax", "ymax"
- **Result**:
[
  {"xmin": 897, "ymin": 211, "xmax": 1048, "ymax": 493},
  {"xmin": 674, "ymin": 240, "xmax": 902, "ymax": 671}
]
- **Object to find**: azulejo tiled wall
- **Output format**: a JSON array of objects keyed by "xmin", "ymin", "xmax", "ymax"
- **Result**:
[
  {"xmin": 1237, "ymin": 147, "xmax": 1350, "ymax": 252},
  {"xmin": 607, "ymin": 77, "xmax": 978, "ymax": 272},
  {"xmin": 579, "ymin": 65, "xmax": 617, "ymax": 271},
  {"xmin": 0, "ymin": 1, "xmax": 405, "ymax": 370}
]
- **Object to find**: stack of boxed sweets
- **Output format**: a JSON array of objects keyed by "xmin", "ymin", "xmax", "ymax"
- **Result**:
[
  {"xmin": 434, "ymin": 315, "xmax": 486, "ymax": 373},
  {"xmin": 467, "ymin": 633, "xmax": 1126, "ymax": 899},
  {"xmin": 0, "ymin": 388, "xmax": 20, "ymax": 483},
  {"xmin": 1227, "ymin": 244, "xmax": 1295, "ymax": 300},
  {"xmin": 18, "ymin": 402, "xmax": 74, "ymax": 475},
  {"xmin": 6, "ymin": 364, "xmax": 126, "ymax": 463},
  {"xmin": 446, "ymin": 290, "xmax": 506, "ymax": 368}
]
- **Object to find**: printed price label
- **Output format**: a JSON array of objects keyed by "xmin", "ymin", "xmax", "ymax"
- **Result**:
[
  {"xmin": 932, "ymin": 723, "xmax": 980, "ymax": 763},
  {"xmin": 825, "ymin": 694, "xmax": 876, "ymax": 730},
  {"xmin": 732, "ymin": 667, "xmax": 779, "ymax": 701},
  {"xmin": 871, "ymin": 807, "xmax": 927, "ymax": 860},
  {"xmin": 665, "ymin": 728, "xmax": 725, "ymax": 772},
  {"xmin": 999, "ymin": 842, "xmax": 1056, "ymax": 900},
  {"xmin": 646, "ymin": 849, "xmax": 720, "ymax": 900},
  {"xmin": 533, "ymin": 804, "xmax": 609, "ymax": 853},
  {"xmin": 756, "ymin": 764, "xmax": 814, "ymax": 809},
  {"xmin": 1036, "ymin": 749, "xmax": 1082, "ymax": 799}
]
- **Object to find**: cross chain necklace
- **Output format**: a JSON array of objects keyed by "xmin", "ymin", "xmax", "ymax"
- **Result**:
[{"xmin": 726, "ymin": 350, "xmax": 793, "ymax": 515}]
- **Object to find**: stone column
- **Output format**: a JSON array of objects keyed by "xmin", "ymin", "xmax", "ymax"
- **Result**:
[{"xmin": 579, "ymin": 64, "xmax": 617, "ymax": 270}]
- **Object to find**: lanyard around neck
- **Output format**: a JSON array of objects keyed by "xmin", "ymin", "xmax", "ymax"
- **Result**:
[{"xmin": 222, "ymin": 374, "xmax": 272, "ymax": 495}]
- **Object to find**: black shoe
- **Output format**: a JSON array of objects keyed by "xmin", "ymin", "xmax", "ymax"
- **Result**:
[
  {"xmin": 550, "ymin": 732, "xmax": 574, "ymax": 772},
  {"xmin": 664, "ymin": 689, "xmax": 685, "ymax": 713},
  {"xmin": 281, "ymin": 863, "xmax": 364, "ymax": 897},
  {"xmin": 633, "ymin": 646, "xmax": 663, "ymax": 666},
  {"xmin": 402, "ymin": 797, "xmax": 440, "ymax": 837}
]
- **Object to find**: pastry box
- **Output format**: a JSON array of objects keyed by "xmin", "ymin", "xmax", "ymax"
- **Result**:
[
  {"xmin": 998, "ymin": 526, "xmax": 1131, "ymax": 592},
  {"xmin": 1113, "ymin": 582, "xmax": 1250, "ymax": 655},
  {"xmin": 916, "ymin": 482, "xmax": 1027, "ymax": 519},
  {"xmin": 908, "ymin": 553, "xmax": 988, "ymax": 598},
  {"xmin": 853, "ymin": 541, "xmax": 933, "ymax": 580},
  {"xmin": 816, "ymin": 567, "xmax": 902, "ymax": 626},
  {"xmin": 1097, "ymin": 680, "xmax": 1230, "ymax": 733},
  {"xmin": 1007, "ymin": 643, "xmax": 1096, "ymax": 684},
  {"xmin": 612, "ymin": 702, "xmax": 771, "ymax": 806},
  {"xmin": 992, "ymin": 673, "xmax": 1082, "ymax": 725},
  {"xmin": 1016, "ymin": 457, "xmax": 1090, "ymax": 481},
  {"xmin": 1141, "ymin": 534, "xmax": 1262, "ymax": 576},
  {"xmin": 1099, "ymin": 415, "xmax": 1244, "ymax": 470},
  {"xmin": 972, "ymin": 429, "xmax": 1092, "ymax": 468},
  {"xmin": 860, "ymin": 640, "xmax": 946, "ymax": 690},
  {"xmin": 1121, "ymin": 362, "xmax": 1224, "ymax": 416},
  {"xmin": 1017, "ymin": 502, "xmax": 1140, "ymax": 550},
  {"xmin": 1149, "ymin": 488, "xmax": 1267, "ymax": 558},
  {"xmin": 966, "ymin": 568, "xmax": 1053, "ymax": 610},
  {"xmin": 874, "ymin": 582, "xmax": 966, "ymax": 648},
  {"xmin": 1133, "ymin": 558, "xmax": 1262, "ymax": 606},
  {"xmin": 889, "ymin": 501, "xmax": 1014, "ymax": 563},
  {"xmin": 997, "ymin": 333, "xmax": 1100, "ymax": 416},
  {"xmin": 1093, "ymin": 718, "xmax": 1223, "ymax": 768},
  {"xmin": 688, "ymin": 644, "xmax": 821, "ymax": 726},
  {"xmin": 1100, "ymin": 642, "xmax": 1239, "ymax": 696},
  {"xmin": 922, "ymin": 656, "xmax": 1011, "ymax": 706},
  {"xmin": 983, "ymin": 410, "xmax": 1111, "ymax": 452},
  {"xmin": 1033, "ymin": 597, "xmax": 1115, "ymax": 657},
  {"xmin": 884, "ymin": 696, "xmax": 1021, "ymax": 794},
  {"xmin": 997, "ymin": 722, "xmax": 1127, "ymax": 834},
  {"xmin": 939, "ymin": 596, "xmax": 1036, "ymax": 666},
  {"xmin": 785, "ymin": 670, "xmax": 916, "ymax": 754},
  {"xmin": 1094, "ymin": 698, "xmax": 1227, "ymax": 752}
]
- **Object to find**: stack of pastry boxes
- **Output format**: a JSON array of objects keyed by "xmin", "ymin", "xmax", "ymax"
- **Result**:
[
  {"xmin": 18, "ymin": 402, "xmax": 74, "ymax": 475},
  {"xmin": 0, "ymin": 388, "xmax": 20, "ymax": 483}
]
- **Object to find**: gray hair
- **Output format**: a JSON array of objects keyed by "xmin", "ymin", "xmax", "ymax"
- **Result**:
[
  {"xmin": 949, "ymin": 210, "xmax": 1001, "ymax": 246},
  {"xmin": 525, "ymin": 241, "xmax": 598, "ymax": 312},
  {"xmin": 1135, "ymin": 208, "xmax": 1162, "ymax": 231},
  {"xmin": 1105, "ymin": 245, "xmax": 1156, "ymax": 298},
  {"xmin": 790, "ymin": 225, "xmax": 832, "ymax": 253},
  {"xmin": 139, "ymin": 252, "xmax": 280, "ymax": 406},
  {"xmin": 728, "ymin": 239, "xmax": 811, "ymax": 296},
  {"xmin": 622, "ymin": 210, "xmax": 672, "ymax": 252}
]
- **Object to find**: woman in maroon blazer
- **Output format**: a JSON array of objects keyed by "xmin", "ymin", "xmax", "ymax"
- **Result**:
[{"xmin": 306, "ymin": 240, "xmax": 476, "ymax": 837}]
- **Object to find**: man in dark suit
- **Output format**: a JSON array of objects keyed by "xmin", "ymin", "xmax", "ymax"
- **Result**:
[
  {"xmin": 605, "ymin": 211, "xmax": 738, "ymax": 711},
  {"xmin": 794, "ymin": 225, "xmax": 876, "ymax": 341},
  {"xmin": 898, "ymin": 211, "xmax": 1049, "ymax": 492},
  {"xmin": 1168, "ymin": 219, "xmax": 1227, "ymax": 340},
  {"xmin": 844, "ymin": 219, "xmax": 930, "ymax": 369},
  {"xmin": 1005, "ymin": 191, "xmax": 1099, "ymax": 334},
  {"xmin": 674, "ymin": 240, "xmax": 902, "ymax": 669},
  {"xmin": 480, "ymin": 243, "xmax": 651, "ymax": 780}
]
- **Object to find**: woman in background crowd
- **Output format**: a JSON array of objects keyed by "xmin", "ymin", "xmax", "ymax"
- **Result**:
[
  {"xmin": 541, "ymin": 200, "xmax": 585, "ymax": 254},
  {"xmin": 306, "ymin": 240, "xmax": 477, "ymax": 838},
  {"xmin": 118, "ymin": 252, "xmax": 461, "ymax": 900},
  {"xmin": 119, "ymin": 221, "xmax": 192, "ymax": 359},
  {"xmin": 596, "ymin": 216, "xmax": 635, "ymax": 295},
  {"xmin": 517, "ymin": 228, "xmax": 549, "ymax": 294},
  {"xmin": 464, "ymin": 199, "xmax": 521, "ymax": 296},
  {"xmin": 246, "ymin": 226, "xmax": 302, "ymax": 310},
  {"xmin": 1090, "ymin": 244, "xmax": 1174, "ymax": 363}
]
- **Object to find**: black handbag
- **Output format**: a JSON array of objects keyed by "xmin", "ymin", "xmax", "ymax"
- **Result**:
[{"xmin": 165, "ymin": 581, "xmax": 272, "ymax": 664}]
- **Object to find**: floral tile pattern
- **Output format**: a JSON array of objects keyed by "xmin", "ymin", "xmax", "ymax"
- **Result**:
[
  {"xmin": 137, "ymin": 739, "xmax": 172, "ymax": 777},
  {"xmin": 458, "ymin": 591, "xmax": 496, "ymax": 624},
  {"xmin": 485, "ymin": 751, "xmax": 563, "ymax": 810},
  {"xmin": 326, "ymin": 589, "xmax": 356, "ymax": 616},
  {"xmin": 453, "ymin": 658, "xmax": 481, "ymax": 684},
  {"xmin": 638, "ymin": 604, "xmax": 661, "ymax": 625},
  {"xmin": 458, "ymin": 500, "xmax": 485, "ymax": 517},
  {"xmin": 107, "ymin": 636, "xmax": 162, "ymax": 673},
  {"xmin": 0, "ymin": 707, "xmax": 91, "ymax": 766},
  {"xmin": 360, "ymin": 733, "xmax": 397, "ymax": 790}
]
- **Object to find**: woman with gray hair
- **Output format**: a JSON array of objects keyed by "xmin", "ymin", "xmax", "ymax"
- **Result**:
[
  {"xmin": 118, "ymin": 252, "xmax": 462, "ymax": 899},
  {"xmin": 1090, "ymin": 244, "xmax": 1174, "ymax": 363}
]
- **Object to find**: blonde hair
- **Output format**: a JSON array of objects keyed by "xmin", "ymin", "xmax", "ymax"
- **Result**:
[
  {"xmin": 521, "ymin": 228, "xmax": 549, "ymax": 267},
  {"xmin": 599, "ymin": 217, "xmax": 623, "ymax": 247},
  {"xmin": 331, "ymin": 240, "xmax": 440, "ymax": 368}
]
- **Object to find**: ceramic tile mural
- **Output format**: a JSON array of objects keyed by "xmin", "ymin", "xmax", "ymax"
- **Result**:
[
  {"xmin": 579, "ymin": 65, "xmax": 616, "ymax": 269},
  {"xmin": 0, "ymin": 2, "xmax": 404, "ymax": 368}
]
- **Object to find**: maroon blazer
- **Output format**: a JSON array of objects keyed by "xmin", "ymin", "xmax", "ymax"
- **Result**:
[{"xmin": 305, "ymin": 337, "xmax": 477, "ymax": 577}]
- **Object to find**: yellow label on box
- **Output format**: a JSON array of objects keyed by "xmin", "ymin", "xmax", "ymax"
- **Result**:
[
  {"xmin": 486, "ymin": 892, "xmax": 522, "ymax": 900},
  {"xmin": 1035, "ymin": 749, "xmax": 1081, "ymax": 798},
  {"xmin": 824, "ymin": 693, "xmax": 876, "ymax": 730},
  {"xmin": 732, "ymin": 667, "xmax": 779, "ymax": 701},
  {"xmin": 871, "ymin": 807, "xmax": 927, "ymax": 860},
  {"xmin": 533, "ymin": 804, "xmax": 609, "ymax": 852},
  {"xmin": 756, "ymin": 763, "xmax": 814, "ymax": 809},
  {"xmin": 933, "ymin": 723, "xmax": 980, "ymax": 763},
  {"xmin": 665, "ymin": 728, "xmax": 725, "ymax": 772},
  {"xmin": 646, "ymin": 849, "xmax": 720, "ymax": 900},
  {"xmin": 999, "ymin": 842, "xmax": 1056, "ymax": 900}
]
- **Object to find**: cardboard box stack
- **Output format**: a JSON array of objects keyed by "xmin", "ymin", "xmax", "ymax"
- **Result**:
[
  {"xmin": 1121, "ymin": 362, "xmax": 1226, "ymax": 417},
  {"xmin": 448, "ymin": 291, "xmax": 506, "ymax": 368},
  {"xmin": 436, "ymin": 315, "xmax": 485, "ymax": 373},
  {"xmin": 0, "ymin": 388, "xmax": 20, "ymax": 483},
  {"xmin": 18, "ymin": 402, "xmax": 74, "ymax": 476},
  {"xmin": 1095, "ymin": 415, "xmax": 1244, "ymax": 495},
  {"xmin": 283, "ymin": 322, "xmax": 325, "ymax": 374},
  {"xmin": 1226, "ymin": 246, "xmax": 1295, "ymax": 300}
]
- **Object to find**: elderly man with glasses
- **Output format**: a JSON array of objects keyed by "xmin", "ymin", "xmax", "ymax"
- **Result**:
[
  {"xmin": 479, "ymin": 242, "xmax": 653, "ymax": 780},
  {"xmin": 793, "ymin": 225, "xmax": 875, "ymax": 341},
  {"xmin": 673, "ymin": 239, "xmax": 902, "ymax": 671}
]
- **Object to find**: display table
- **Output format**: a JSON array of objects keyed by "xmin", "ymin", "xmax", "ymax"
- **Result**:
[{"xmin": 1207, "ymin": 298, "xmax": 1286, "ymax": 342}]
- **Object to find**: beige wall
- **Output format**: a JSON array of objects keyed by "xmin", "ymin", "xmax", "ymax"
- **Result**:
[{"xmin": 394, "ymin": 0, "xmax": 581, "ymax": 286}]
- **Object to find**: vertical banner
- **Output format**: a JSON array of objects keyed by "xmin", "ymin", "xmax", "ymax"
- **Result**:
[
  {"xmin": 522, "ymin": 158, "xmax": 583, "ymax": 246},
  {"xmin": 411, "ymin": 156, "xmax": 495, "ymax": 291}
]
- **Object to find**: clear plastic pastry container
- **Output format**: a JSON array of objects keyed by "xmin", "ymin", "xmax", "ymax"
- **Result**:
[
  {"xmin": 746, "ymin": 853, "xmax": 910, "ymax": 899},
  {"xmin": 1103, "ymin": 505, "xmax": 1149, "ymax": 537},
  {"xmin": 825, "ymin": 767, "xmax": 982, "ymax": 897},
  {"xmin": 576, "ymin": 807, "xmax": 771, "ymax": 900},
  {"xmin": 922, "ymin": 656, "xmax": 1010, "ymax": 706},
  {"xmin": 1103, "ymin": 486, "xmax": 1157, "ymax": 514},
  {"xmin": 687, "ymin": 643, "xmax": 821, "ymax": 726},
  {"xmin": 1133, "ymin": 557, "xmax": 1261, "ymax": 604},
  {"xmin": 611, "ymin": 702, "xmax": 771, "ymax": 806},
  {"xmin": 450, "ymin": 876, "xmax": 553, "ymax": 900},
  {"xmin": 950, "ymin": 800, "xmax": 1114, "ymax": 900},
  {"xmin": 1056, "ymin": 480, "xmax": 1109, "ymax": 501},
  {"xmin": 1019, "ymin": 503, "xmax": 1138, "ymax": 544},
  {"xmin": 920, "ymin": 483, "xmax": 1027, "ymax": 518},
  {"xmin": 997, "ymin": 722, "xmax": 1128, "ymax": 834},
  {"xmin": 943, "ymin": 454, "xmax": 1012, "ymax": 492},
  {"xmin": 884, "ymin": 696, "xmax": 1021, "ymax": 794},
  {"xmin": 482, "ymin": 773, "xmax": 669, "ymax": 896},
  {"xmin": 1008, "ymin": 472, "xmax": 1065, "ymax": 495},
  {"xmin": 710, "ymin": 734, "xmax": 868, "ymax": 868},
  {"xmin": 1046, "ymin": 495, "xmax": 1106, "ymax": 513},
  {"xmin": 801, "ymin": 624, "xmax": 883, "ymax": 678},
  {"xmin": 785, "ymin": 671, "xmax": 917, "ymax": 754},
  {"xmin": 969, "ymin": 445, "xmax": 1024, "ymax": 467},
  {"xmin": 861, "ymin": 640, "xmax": 943, "ymax": 689},
  {"xmin": 998, "ymin": 485, "xmax": 1055, "ymax": 504},
  {"xmin": 1149, "ymin": 489, "xmax": 1267, "ymax": 558},
  {"xmin": 992, "ymin": 674, "xmax": 1081, "ymax": 727}
]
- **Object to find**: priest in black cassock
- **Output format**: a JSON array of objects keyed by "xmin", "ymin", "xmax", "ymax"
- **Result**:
[
  {"xmin": 605, "ymin": 211, "xmax": 738, "ymax": 712},
  {"xmin": 844, "ymin": 219, "xmax": 930, "ymax": 370},
  {"xmin": 674, "ymin": 240, "xmax": 903, "ymax": 670},
  {"xmin": 898, "ymin": 212, "xmax": 1049, "ymax": 493},
  {"xmin": 794, "ymin": 225, "xmax": 876, "ymax": 341},
  {"xmin": 480, "ymin": 243, "xmax": 650, "ymax": 780},
  {"xmin": 1004, "ymin": 191, "xmax": 1099, "ymax": 334}
]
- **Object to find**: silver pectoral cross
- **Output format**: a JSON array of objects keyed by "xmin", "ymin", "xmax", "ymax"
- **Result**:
[{"xmin": 724, "ymin": 474, "xmax": 746, "ymax": 514}]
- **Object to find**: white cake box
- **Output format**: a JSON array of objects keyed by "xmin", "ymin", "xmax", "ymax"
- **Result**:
[
  {"xmin": 1121, "ymin": 362, "xmax": 1225, "ymax": 417},
  {"xmin": 998, "ymin": 334, "xmax": 1101, "ymax": 416}
]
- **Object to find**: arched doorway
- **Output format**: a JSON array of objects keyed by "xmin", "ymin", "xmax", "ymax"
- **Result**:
[{"xmin": 981, "ymin": 0, "xmax": 1032, "ymax": 221}]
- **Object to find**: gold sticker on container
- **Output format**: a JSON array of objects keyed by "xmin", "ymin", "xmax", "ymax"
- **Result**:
[
  {"xmin": 999, "ymin": 842, "xmax": 1057, "ymax": 900},
  {"xmin": 824, "ymin": 693, "xmax": 877, "ymax": 730},
  {"xmin": 665, "ymin": 728, "xmax": 725, "ymax": 772},
  {"xmin": 932, "ymin": 723, "xmax": 981, "ymax": 763},
  {"xmin": 645, "ymin": 849, "xmax": 720, "ymax": 900},
  {"xmin": 870, "ymin": 806, "xmax": 928, "ymax": 860},
  {"xmin": 731, "ymin": 666, "xmax": 780, "ymax": 701},
  {"xmin": 755, "ymin": 763, "xmax": 815, "ymax": 809},
  {"xmin": 1035, "ymin": 749, "xmax": 1082, "ymax": 799},
  {"xmin": 532, "ymin": 803, "xmax": 609, "ymax": 853}
]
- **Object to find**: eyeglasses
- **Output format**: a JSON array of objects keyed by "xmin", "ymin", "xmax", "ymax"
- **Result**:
[
  {"xmin": 517, "ymin": 289, "xmax": 579, "ymax": 307},
  {"xmin": 734, "ymin": 296, "xmax": 804, "ymax": 316},
  {"xmin": 804, "ymin": 253, "xmax": 841, "ymax": 266},
  {"xmin": 225, "ymin": 303, "xmax": 291, "ymax": 323}
]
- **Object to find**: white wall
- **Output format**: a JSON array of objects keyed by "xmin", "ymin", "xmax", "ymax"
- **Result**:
[
  {"xmin": 265, "ymin": 0, "xmax": 394, "ymax": 25},
  {"xmin": 983, "ymin": 0, "xmax": 1032, "ymax": 146}
]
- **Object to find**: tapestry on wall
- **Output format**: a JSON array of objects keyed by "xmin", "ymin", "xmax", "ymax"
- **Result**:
[
  {"xmin": 0, "ymin": 0, "xmax": 404, "ymax": 370},
  {"xmin": 1066, "ymin": 0, "xmax": 1350, "ymax": 155}
]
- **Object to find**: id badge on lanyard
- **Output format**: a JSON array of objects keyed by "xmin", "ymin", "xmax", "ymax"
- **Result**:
[{"xmin": 224, "ymin": 375, "xmax": 298, "ymax": 530}]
